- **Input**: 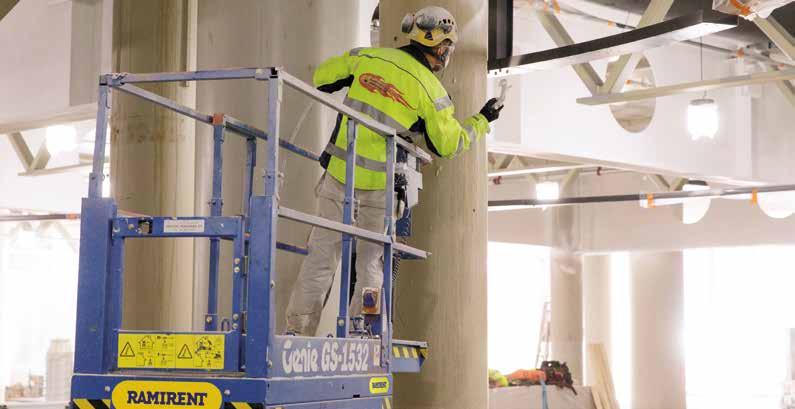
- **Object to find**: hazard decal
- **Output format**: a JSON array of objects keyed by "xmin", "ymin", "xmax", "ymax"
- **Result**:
[
  {"xmin": 117, "ymin": 333, "xmax": 224, "ymax": 370},
  {"xmin": 359, "ymin": 73, "xmax": 415, "ymax": 110}
]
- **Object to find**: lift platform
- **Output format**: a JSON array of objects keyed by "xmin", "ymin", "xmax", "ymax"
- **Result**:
[{"xmin": 70, "ymin": 67, "xmax": 431, "ymax": 409}]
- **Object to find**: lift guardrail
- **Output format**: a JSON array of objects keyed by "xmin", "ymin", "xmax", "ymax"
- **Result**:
[{"xmin": 71, "ymin": 67, "xmax": 430, "ymax": 409}]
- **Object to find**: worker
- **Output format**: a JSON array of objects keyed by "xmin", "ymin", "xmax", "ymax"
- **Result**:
[{"xmin": 286, "ymin": 5, "xmax": 504, "ymax": 336}]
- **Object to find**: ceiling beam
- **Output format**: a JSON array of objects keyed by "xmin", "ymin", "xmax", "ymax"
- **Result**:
[
  {"xmin": 0, "ymin": 0, "xmax": 18, "ymax": 22},
  {"xmin": 489, "ymin": 183, "xmax": 795, "ymax": 209},
  {"xmin": 648, "ymin": 174, "xmax": 670, "ymax": 190},
  {"xmin": 29, "ymin": 143, "xmax": 51, "ymax": 171},
  {"xmin": 18, "ymin": 163, "xmax": 92, "ymax": 177},
  {"xmin": 754, "ymin": 16, "xmax": 795, "ymax": 62},
  {"xmin": 6, "ymin": 132, "xmax": 33, "ymax": 171},
  {"xmin": 577, "ymin": 66, "xmax": 795, "ymax": 105},
  {"xmin": 601, "ymin": 0, "xmax": 674, "ymax": 93},
  {"xmin": 497, "ymin": 154, "xmax": 516, "ymax": 170},
  {"xmin": 488, "ymin": 164, "xmax": 593, "ymax": 178},
  {"xmin": 488, "ymin": 10, "xmax": 738, "ymax": 72},
  {"xmin": 534, "ymin": 9, "xmax": 604, "ymax": 95},
  {"xmin": 669, "ymin": 177, "xmax": 688, "ymax": 192},
  {"xmin": 0, "ymin": 103, "xmax": 95, "ymax": 135},
  {"xmin": 775, "ymin": 77, "xmax": 795, "ymax": 107}
]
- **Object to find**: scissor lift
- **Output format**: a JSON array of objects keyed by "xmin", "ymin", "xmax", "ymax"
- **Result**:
[{"xmin": 70, "ymin": 67, "xmax": 432, "ymax": 409}]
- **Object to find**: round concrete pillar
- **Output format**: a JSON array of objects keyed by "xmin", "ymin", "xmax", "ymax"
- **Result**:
[
  {"xmin": 550, "ymin": 249, "xmax": 584, "ymax": 381},
  {"xmin": 630, "ymin": 251, "xmax": 686, "ymax": 409},
  {"xmin": 111, "ymin": 0, "xmax": 197, "ymax": 331},
  {"xmin": 545, "ymin": 177, "xmax": 584, "ymax": 381},
  {"xmin": 582, "ymin": 254, "xmax": 612, "ymax": 385},
  {"xmin": 380, "ymin": 2, "xmax": 489, "ymax": 408}
]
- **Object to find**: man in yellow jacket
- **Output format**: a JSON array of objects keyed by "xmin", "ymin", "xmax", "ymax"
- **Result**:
[{"xmin": 286, "ymin": 5, "xmax": 504, "ymax": 335}]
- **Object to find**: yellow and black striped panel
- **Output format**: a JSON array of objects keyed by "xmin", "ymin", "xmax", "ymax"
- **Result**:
[
  {"xmin": 73, "ymin": 399, "xmax": 110, "ymax": 409},
  {"xmin": 391, "ymin": 345, "xmax": 427, "ymax": 360},
  {"xmin": 223, "ymin": 402, "xmax": 265, "ymax": 409},
  {"xmin": 381, "ymin": 396, "xmax": 392, "ymax": 409}
]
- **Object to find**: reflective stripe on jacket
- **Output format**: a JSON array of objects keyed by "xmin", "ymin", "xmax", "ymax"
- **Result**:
[{"xmin": 313, "ymin": 46, "xmax": 490, "ymax": 190}]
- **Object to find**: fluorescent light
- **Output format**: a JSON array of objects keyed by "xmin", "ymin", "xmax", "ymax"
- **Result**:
[
  {"xmin": 45, "ymin": 125, "xmax": 78, "ymax": 154},
  {"xmin": 758, "ymin": 191, "xmax": 795, "ymax": 219},
  {"xmin": 487, "ymin": 205, "xmax": 534, "ymax": 213},
  {"xmin": 687, "ymin": 98, "xmax": 719, "ymax": 140},
  {"xmin": 535, "ymin": 182, "xmax": 560, "ymax": 201},
  {"xmin": 682, "ymin": 180, "xmax": 711, "ymax": 224}
]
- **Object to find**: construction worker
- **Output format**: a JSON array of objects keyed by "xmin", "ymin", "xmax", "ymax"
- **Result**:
[{"xmin": 286, "ymin": 5, "xmax": 504, "ymax": 335}]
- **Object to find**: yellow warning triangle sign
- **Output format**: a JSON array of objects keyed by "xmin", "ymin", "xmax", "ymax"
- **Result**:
[
  {"xmin": 120, "ymin": 342, "xmax": 135, "ymax": 358},
  {"xmin": 177, "ymin": 344, "xmax": 193, "ymax": 359}
]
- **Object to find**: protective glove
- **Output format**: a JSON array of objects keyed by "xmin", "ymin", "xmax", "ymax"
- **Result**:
[{"xmin": 479, "ymin": 98, "xmax": 504, "ymax": 122}]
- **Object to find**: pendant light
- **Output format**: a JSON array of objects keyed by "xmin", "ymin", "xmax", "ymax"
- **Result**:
[{"xmin": 688, "ymin": 38, "xmax": 719, "ymax": 140}]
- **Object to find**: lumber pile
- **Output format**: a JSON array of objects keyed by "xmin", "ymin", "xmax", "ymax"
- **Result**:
[{"xmin": 586, "ymin": 343, "xmax": 620, "ymax": 409}]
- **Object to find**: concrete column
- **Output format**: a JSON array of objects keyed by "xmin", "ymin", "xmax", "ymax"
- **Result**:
[
  {"xmin": 195, "ymin": 1, "xmax": 366, "ymax": 333},
  {"xmin": 549, "ymin": 250, "xmax": 583, "ymax": 381},
  {"xmin": 630, "ymin": 251, "xmax": 685, "ymax": 409},
  {"xmin": 582, "ymin": 254, "xmax": 612, "ymax": 385},
  {"xmin": 545, "ymin": 175, "xmax": 583, "ymax": 381},
  {"xmin": 111, "ymin": 0, "xmax": 197, "ymax": 331},
  {"xmin": 380, "ymin": 2, "xmax": 489, "ymax": 409}
]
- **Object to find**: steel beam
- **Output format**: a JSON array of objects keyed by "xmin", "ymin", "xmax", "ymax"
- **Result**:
[
  {"xmin": 7, "ymin": 132, "xmax": 33, "ymax": 171},
  {"xmin": 560, "ymin": 169, "xmax": 580, "ymax": 192},
  {"xmin": 754, "ymin": 16, "xmax": 795, "ymax": 61},
  {"xmin": 489, "ymin": 10, "xmax": 738, "ymax": 72},
  {"xmin": 648, "ymin": 174, "xmax": 670, "ymax": 191},
  {"xmin": 488, "ymin": 183, "xmax": 795, "ymax": 209},
  {"xmin": 601, "ymin": 0, "xmax": 674, "ymax": 93},
  {"xmin": 775, "ymin": 77, "xmax": 795, "ymax": 107},
  {"xmin": 0, "ymin": 214, "xmax": 80, "ymax": 222},
  {"xmin": 30, "ymin": 144, "xmax": 51, "ymax": 171},
  {"xmin": 497, "ymin": 154, "xmax": 515, "ymax": 170},
  {"xmin": 0, "ymin": 0, "xmax": 18, "ymax": 22},
  {"xmin": 577, "ymin": 67, "xmax": 795, "ymax": 105},
  {"xmin": 669, "ymin": 177, "xmax": 688, "ymax": 192},
  {"xmin": 534, "ymin": 10, "xmax": 604, "ymax": 95},
  {"xmin": 488, "ymin": 164, "xmax": 593, "ymax": 178},
  {"xmin": 0, "ymin": 103, "xmax": 95, "ymax": 135},
  {"xmin": 19, "ymin": 163, "xmax": 92, "ymax": 177}
]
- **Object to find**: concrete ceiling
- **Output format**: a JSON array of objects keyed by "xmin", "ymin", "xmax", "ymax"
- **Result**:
[{"xmin": 571, "ymin": 0, "xmax": 795, "ymax": 46}]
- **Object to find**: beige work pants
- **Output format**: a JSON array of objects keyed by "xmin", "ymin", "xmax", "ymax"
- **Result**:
[{"xmin": 286, "ymin": 174, "xmax": 388, "ymax": 335}]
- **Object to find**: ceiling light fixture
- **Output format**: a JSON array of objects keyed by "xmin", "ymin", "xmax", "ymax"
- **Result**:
[
  {"xmin": 535, "ymin": 181, "xmax": 560, "ymax": 202},
  {"xmin": 688, "ymin": 38, "xmax": 719, "ymax": 141},
  {"xmin": 45, "ymin": 124, "xmax": 78, "ymax": 154}
]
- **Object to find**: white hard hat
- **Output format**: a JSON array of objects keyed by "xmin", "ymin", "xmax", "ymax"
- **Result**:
[{"xmin": 400, "ymin": 6, "xmax": 458, "ymax": 47}]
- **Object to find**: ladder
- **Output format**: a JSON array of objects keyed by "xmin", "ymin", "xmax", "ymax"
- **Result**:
[
  {"xmin": 536, "ymin": 300, "xmax": 551, "ymax": 368},
  {"xmin": 70, "ymin": 67, "xmax": 431, "ymax": 409}
]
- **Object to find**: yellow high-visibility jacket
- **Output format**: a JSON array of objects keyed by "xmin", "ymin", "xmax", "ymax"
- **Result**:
[{"xmin": 313, "ymin": 45, "xmax": 490, "ymax": 190}]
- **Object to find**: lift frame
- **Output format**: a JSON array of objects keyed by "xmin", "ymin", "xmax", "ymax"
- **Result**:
[{"xmin": 70, "ymin": 67, "xmax": 429, "ymax": 409}]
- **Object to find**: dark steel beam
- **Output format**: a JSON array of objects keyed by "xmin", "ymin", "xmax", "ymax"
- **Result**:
[
  {"xmin": 488, "ymin": 0, "xmax": 513, "ymax": 63},
  {"xmin": 488, "ymin": 10, "xmax": 739, "ymax": 72},
  {"xmin": 0, "ymin": 0, "xmax": 18, "ymax": 22}
]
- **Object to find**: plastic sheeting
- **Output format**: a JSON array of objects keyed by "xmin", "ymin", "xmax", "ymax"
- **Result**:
[
  {"xmin": 713, "ymin": 0, "xmax": 794, "ymax": 19},
  {"xmin": 489, "ymin": 385, "xmax": 596, "ymax": 409}
]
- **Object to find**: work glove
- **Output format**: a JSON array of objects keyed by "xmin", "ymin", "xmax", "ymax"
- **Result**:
[{"xmin": 479, "ymin": 98, "xmax": 504, "ymax": 122}]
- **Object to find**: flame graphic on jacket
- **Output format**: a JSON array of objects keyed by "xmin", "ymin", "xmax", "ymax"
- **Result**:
[{"xmin": 359, "ymin": 73, "xmax": 415, "ymax": 110}]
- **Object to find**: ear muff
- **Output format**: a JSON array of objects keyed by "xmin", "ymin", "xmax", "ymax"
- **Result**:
[{"xmin": 400, "ymin": 13, "xmax": 415, "ymax": 34}]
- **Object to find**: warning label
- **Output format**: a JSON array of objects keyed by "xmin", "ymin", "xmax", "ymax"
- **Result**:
[
  {"xmin": 117, "ymin": 333, "xmax": 224, "ymax": 370},
  {"xmin": 163, "ymin": 219, "xmax": 205, "ymax": 233}
]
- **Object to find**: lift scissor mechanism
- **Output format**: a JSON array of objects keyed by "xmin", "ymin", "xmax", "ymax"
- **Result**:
[{"xmin": 71, "ymin": 67, "xmax": 430, "ymax": 409}]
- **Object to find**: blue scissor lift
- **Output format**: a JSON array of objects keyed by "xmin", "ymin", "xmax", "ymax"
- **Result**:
[{"xmin": 70, "ymin": 67, "xmax": 432, "ymax": 409}]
